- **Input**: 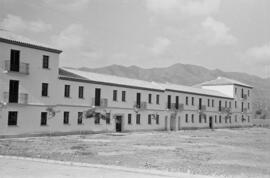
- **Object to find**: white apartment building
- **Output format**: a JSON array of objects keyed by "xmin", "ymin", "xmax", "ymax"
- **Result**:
[{"xmin": 0, "ymin": 31, "xmax": 253, "ymax": 137}]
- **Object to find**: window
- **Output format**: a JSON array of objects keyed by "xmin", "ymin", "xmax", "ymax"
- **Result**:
[
  {"xmin": 148, "ymin": 114, "xmax": 151, "ymax": 124},
  {"xmin": 241, "ymin": 88, "xmax": 244, "ymax": 98},
  {"xmin": 113, "ymin": 90, "xmax": 117, "ymax": 101},
  {"xmin": 136, "ymin": 114, "xmax": 140, "ymax": 124},
  {"xmin": 156, "ymin": 115, "xmax": 159, "ymax": 124},
  {"xmin": 219, "ymin": 100, "xmax": 222, "ymax": 111},
  {"xmin": 94, "ymin": 113, "xmax": 100, "ymax": 124},
  {"xmin": 207, "ymin": 99, "xmax": 210, "ymax": 107},
  {"xmin": 235, "ymin": 101, "xmax": 237, "ymax": 108},
  {"xmin": 41, "ymin": 112, "xmax": 47, "ymax": 126},
  {"xmin": 10, "ymin": 49, "xmax": 20, "ymax": 72},
  {"xmin": 225, "ymin": 101, "xmax": 227, "ymax": 108},
  {"xmin": 78, "ymin": 112, "xmax": 83, "ymax": 125},
  {"xmin": 167, "ymin": 95, "xmax": 171, "ymax": 109},
  {"xmin": 235, "ymin": 88, "xmax": 237, "ymax": 94},
  {"xmin": 78, "ymin": 86, "xmax": 84, "ymax": 99},
  {"xmin": 199, "ymin": 114, "xmax": 202, "ymax": 123},
  {"xmin": 248, "ymin": 116, "xmax": 250, "ymax": 122},
  {"xmin": 191, "ymin": 97, "xmax": 194, "ymax": 106},
  {"xmin": 185, "ymin": 114, "xmax": 188, "ymax": 123},
  {"xmin": 122, "ymin": 91, "xmax": 126, "ymax": 102},
  {"xmin": 106, "ymin": 113, "xmax": 110, "ymax": 124},
  {"xmin": 128, "ymin": 114, "xmax": 132, "ymax": 124},
  {"xmin": 204, "ymin": 115, "xmax": 207, "ymax": 123},
  {"xmin": 212, "ymin": 99, "xmax": 215, "ymax": 107},
  {"xmin": 229, "ymin": 101, "xmax": 231, "ymax": 108},
  {"xmin": 219, "ymin": 115, "xmax": 222, "ymax": 123},
  {"xmin": 63, "ymin": 112, "xmax": 69, "ymax": 124},
  {"xmin": 148, "ymin": 94, "xmax": 152, "ymax": 104},
  {"xmin": 156, "ymin": 94, "xmax": 160, "ymax": 104},
  {"xmin": 235, "ymin": 115, "xmax": 237, "ymax": 122},
  {"xmin": 42, "ymin": 55, "xmax": 49, "ymax": 69},
  {"xmin": 248, "ymin": 103, "xmax": 250, "ymax": 109},
  {"xmin": 8, "ymin": 111, "xmax": 17, "ymax": 126},
  {"xmin": 64, "ymin": 85, "xmax": 70, "ymax": 97},
  {"xmin": 248, "ymin": 90, "xmax": 250, "ymax": 97},
  {"xmin": 175, "ymin": 96, "xmax": 179, "ymax": 109},
  {"xmin": 42, "ymin": 83, "xmax": 48, "ymax": 97},
  {"xmin": 186, "ymin": 96, "xmax": 189, "ymax": 105},
  {"xmin": 191, "ymin": 114, "xmax": 194, "ymax": 123},
  {"xmin": 215, "ymin": 115, "xmax": 217, "ymax": 123}
]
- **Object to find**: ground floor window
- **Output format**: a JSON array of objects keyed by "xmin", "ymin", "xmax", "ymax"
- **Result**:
[
  {"xmin": 136, "ymin": 114, "xmax": 140, "ymax": 124},
  {"xmin": 106, "ymin": 113, "xmax": 110, "ymax": 124},
  {"xmin": 185, "ymin": 114, "xmax": 188, "ymax": 123},
  {"xmin": 8, "ymin": 111, "xmax": 17, "ymax": 126},
  {"xmin": 215, "ymin": 115, "xmax": 217, "ymax": 123},
  {"xmin": 191, "ymin": 114, "xmax": 194, "ymax": 123},
  {"xmin": 148, "ymin": 114, "xmax": 151, "ymax": 125},
  {"xmin": 128, "ymin": 114, "xmax": 132, "ymax": 124},
  {"xmin": 41, "ymin": 112, "xmax": 47, "ymax": 126},
  {"xmin": 94, "ymin": 113, "xmax": 100, "ymax": 124},
  {"xmin": 63, "ymin": 112, "xmax": 69, "ymax": 125},
  {"xmin": 235, "ymin": 115, "xmax": 237, "ymax": 122},
  {"xmin": 219, "ymin": 115, "xmax": 222, "ymax": 123},
  {"xmin": 78, "ymin": 112, "xmax": 83, "ymax": 125},
  {"xmin": 199, "ymin": 114, "xmax": 202, "ymax": 123},
  {"xmin": 156, "ymin": 114, "xmax": 159, "ymax": 124}
]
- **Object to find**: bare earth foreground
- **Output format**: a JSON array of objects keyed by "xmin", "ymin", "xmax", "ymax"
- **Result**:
[{"xmin": 0, "ymin": 128, "xmax": 269, "ymax": 178}]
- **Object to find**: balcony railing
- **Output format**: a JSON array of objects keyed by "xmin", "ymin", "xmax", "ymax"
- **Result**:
[
  {"xmin": 198, "ymin": 105, "xmax": 206, "ymax": 111},
  {"xmin": 91, "ymin": 98, "xmax": 108, "ymax": 108},
  {"xmin": 4, "ymin": 60, "xmax": 29, "ymax": 75},
  {"xmin": 170, "ymin": 103, "xmax": 184, "ymax": 111},
  {"xmin": 3, "ymin": 92, "xmax": 28, "ymax": 104},
  {"xmin": 134, "ymin": 101, "xmax": 147, "ymax": 110},
  {"xmin": 242, "ymin": 94, "xmax": 248, "ymax": 100}
]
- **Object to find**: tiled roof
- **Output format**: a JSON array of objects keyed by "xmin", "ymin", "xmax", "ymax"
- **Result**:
[
  {"xmin": 59, "ymin": 68, "xmax": 233, "ymax": 99},
  {"xmin": 59, "ymin": 68, "xmax": 165, "ymax": 91},
  {"xmin": 0, "ymin": 29, "xmax": 62, "ymax": 54},
  {"xmin": 196, "ymin": 76, "xmax": 253, "ymax": 88},
  {"xmin": 159, "ymin": 83, "xmax": 232, "ymax": 99}
]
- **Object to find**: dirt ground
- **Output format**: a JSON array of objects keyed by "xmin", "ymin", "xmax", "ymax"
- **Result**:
[{"xmin": 0, "ymin": 127, "xmax": 269, "ymax": 178}]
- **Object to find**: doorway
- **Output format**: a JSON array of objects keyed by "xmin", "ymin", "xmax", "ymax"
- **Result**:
[
  {"xmin": 170, "ymin": 114, "xmax": 175, "ymax": 131},
  {"xmin": 115, "ymin": 115, "xmax": 122, "ymax": 132},
  {"xmin": 9, "ymin": 80, "xmax": 19, "ymax": 103},
  {"xmin": 209, "ymin": 116, "xmax": 213, "ymax": 129}
]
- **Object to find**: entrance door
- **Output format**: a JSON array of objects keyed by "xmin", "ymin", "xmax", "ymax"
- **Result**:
[
  {"xmin": 115, "ymin": 116, "xmax": 122, "ymax": 132},
  {"xmin": 9, "ymin": 80, "xmax": 19, "ymax": 103},
  {"xmin": 209, "ymin": 116, "xmax": 213, "ymax": 129}
]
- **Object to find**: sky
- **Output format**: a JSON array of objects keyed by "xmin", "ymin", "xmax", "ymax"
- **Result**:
[{"xmin": 0, "ymin": 0, "xmax": 270, "ymax": 78}]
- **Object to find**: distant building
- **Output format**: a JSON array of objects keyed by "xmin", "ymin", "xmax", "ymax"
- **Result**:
[{"xmin": 0, "ymin": 31, "xmax": 253, "ymax": 136}]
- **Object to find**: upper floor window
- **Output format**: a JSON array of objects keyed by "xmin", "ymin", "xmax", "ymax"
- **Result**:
[
  {"xmin": 148, "ymin": 94, "xmax": 152, "ymax": 104},
  {"xmin": 122, "ymin": 91, "xmax": 126, "ymax": 102},
  {"xmin": 42, "ymin": 83, "xmax": 48, "ymax": 97},
  {"xmin": 191, "ymin": 97, "xmax": 194, "ymax": 106},
  {"xmin": 212, "ymin": 99, "xmax": 215, "ymax": 107},
  {"xmin": 185, "ymin": 114, "xmax": 188, "ymax": 123},
  {"xmin": 225, "ymin": 101, "xmax": 227, "ymax": 108},
  {"xmin": 235, "ymin": 88, "xmax": 237, "ymax": 95},
  {"xmin": 235, "ymin": 101, "xmax": 237, "ymax": 108},
  {"xmin": 248, "ymin": 90, "xmax": 250, "ymax": 97},
  {"xmin": 42, "ymin": 55, "xmax": 49, "ymax": 69},
  {"xmin": 207, "ymin": 99, "xmax": 210, "ymax": 107},
  {"xmin": 64, "ymin": 85, "xmax": 70, "ymax": 97},
  {"xmin": 78, "ymin": 86, "xmax": 84, "ymax": 98},
  {"xmin": 10, "ymin": 49, "xmax": 20, "ymax": 72},
  {"xmin": 167, "ymin": 95, "xmax": 171, "ymax": 109},
  {"xmin": 156, "ymin": 94, "xmax": 160, "ymax": 104},
  {"xmin": 186, "ymin": 96, "xmax": 189, "ymax": 105},
  {"xmin": 113, "ymin": 90, "xmax": 117, "ymax": 101}
]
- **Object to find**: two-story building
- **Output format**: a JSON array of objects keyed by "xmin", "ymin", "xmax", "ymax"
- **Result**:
[{"xmin": 0, "ymin": 31, "xmax": 253, "ymax": 137}]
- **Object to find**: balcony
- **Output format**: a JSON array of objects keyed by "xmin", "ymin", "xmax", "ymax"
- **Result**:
[
  {"xmin": 3, "ymin": 92, "xmax": 28, "ymax": 104},
  {"xmin": 91, "ymin": 98, "xmax": 108, "ymax": 108},
  {"xmin": 198, "ymin": 105, "xmax": 206, "ymax": 111},
  {"xmin": 134, "ymin": 101, "xmax": 147, "ymax": 110},
  {"xmin": 242, "ymin": 108, "xmax": 248, "ymax": 113},
  {"xmin": 242, "ymin": 94, "xmax": 248, "ymax": 100},
  {"xmin": 170, "ymin": 103, "xmax": 184, "ymax": 111},
  {"xmin": 4, "ymin": 60, "xmax": 29, "ymax": 75},
  {"xmin": 219, "ymin": 106, "xmax": 232, "ymax": 114}
]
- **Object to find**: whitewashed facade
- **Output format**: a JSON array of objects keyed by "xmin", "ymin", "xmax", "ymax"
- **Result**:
[{"xmin": 0, "ymin": 33, "xmax": 253, "ymax": 137}]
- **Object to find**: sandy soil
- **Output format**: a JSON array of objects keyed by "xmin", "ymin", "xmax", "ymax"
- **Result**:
[{"xmin": 0, "ymin": 127, "xmax": 269, "ymax": 178}]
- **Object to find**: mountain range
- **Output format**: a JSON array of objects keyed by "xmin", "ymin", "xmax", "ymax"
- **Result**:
[{"xmin": 76, "ymin": 63, "xmax": 270, "ymax": 112}]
